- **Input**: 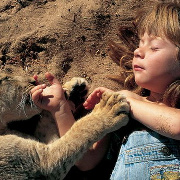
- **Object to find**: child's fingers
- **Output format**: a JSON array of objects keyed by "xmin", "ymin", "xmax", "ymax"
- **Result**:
[
  {"xmin": 30, "ymin": 84, "xmax": 46, "ymax": 94},
  {"xmin": 31, "ymin": 89, "xmax": 43, "ymax": 104},
  {"xmin": 90, "ymin": 87, "xmax": 112, "ymax": 98},
  {"xmin": 83, "ymin": 101, "xmax": 95, "ymax": 110},
  {"xmin": 87, "ymin": 87, "xmax": 107, "ymax": 102},
  {"xmin": 33, "ymin": 75, "xmax": 39, "ymax": 85},
  {"xmin": 83, "ymin": 96, "xmax": 100, "ymax": 109},
  {"xmin": 83, "ymin": 87, "xmax": 113, "ymax": 109},
  {"xmin": 83, "ymin": 91, "xmax": 101, "ymax": 110},
  {"xmin": 45, "ymin": 72, "xmax": 60, "ymax": 85}
]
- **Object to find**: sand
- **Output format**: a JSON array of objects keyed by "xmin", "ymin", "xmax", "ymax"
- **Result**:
[{"xmin": 0, "ymin": 0, "xmax": 157, "ymax": 92}]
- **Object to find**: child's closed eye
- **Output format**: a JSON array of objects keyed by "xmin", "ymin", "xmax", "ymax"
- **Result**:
[{"xmin": 151, "ymin": 47, "xmax": 159, "ymax": 51}]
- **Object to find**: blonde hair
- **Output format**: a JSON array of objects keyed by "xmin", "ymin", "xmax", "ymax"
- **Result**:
[
  {"xmin": 109, "ymin": 2, "xmax": 180, "ymax": 108},
  {"xmin": 138, "ymin": 2, "xmax": 180, "ymax": 49}
]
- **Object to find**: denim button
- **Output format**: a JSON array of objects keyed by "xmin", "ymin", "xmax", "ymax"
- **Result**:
[{"xmin": 160, "ymin": 146, "xmax": 171, "ymax": 156}]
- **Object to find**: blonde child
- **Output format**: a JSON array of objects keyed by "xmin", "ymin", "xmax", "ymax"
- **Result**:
[
  {"xmin": 82, "ymin": 2, "xmax": 180, "ymax": 179},
  {"xmin": 31, "ymin": 2, "xmax": 180, "ymax": 179}
]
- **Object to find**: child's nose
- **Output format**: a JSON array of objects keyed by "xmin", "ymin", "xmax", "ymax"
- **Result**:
[{"xmin": 134, "ymin": 48, "xmax": 145, "ymax": 59}]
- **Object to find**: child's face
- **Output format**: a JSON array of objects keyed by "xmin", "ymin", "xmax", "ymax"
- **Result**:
[{"xmin": 133, "ymin": 32, "xmax": 180, "ymax": 93}]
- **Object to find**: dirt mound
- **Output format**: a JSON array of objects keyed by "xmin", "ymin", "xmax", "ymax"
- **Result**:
[{"xmin": 0, "ymin": 0, "xmax": 155, "ymax": 92}]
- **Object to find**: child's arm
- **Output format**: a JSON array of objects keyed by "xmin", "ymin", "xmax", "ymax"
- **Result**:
[
  {"xmin": 119, "ymin": 90, "xmax": 180, "ymax": 140},
  {"xmin": 75, "ymin": 87, "xmax": 113, "ymax": 171},
  {"xmin": 31, "ymin": 72, "xmax": 75, "ymax": 137},
  {"xmin": 76, "ymin": 87, "xmax": 180, "ymax": 171}
]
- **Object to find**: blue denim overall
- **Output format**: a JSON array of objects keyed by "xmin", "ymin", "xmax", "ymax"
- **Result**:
[{"xmin": 110, "ymin": 130, "xmax": 180, "ymax": 180}]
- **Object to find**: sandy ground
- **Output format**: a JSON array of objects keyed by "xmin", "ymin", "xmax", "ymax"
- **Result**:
[{"xmin": 0, "ymin": 0, "xmax": 158, "ymax": 92}]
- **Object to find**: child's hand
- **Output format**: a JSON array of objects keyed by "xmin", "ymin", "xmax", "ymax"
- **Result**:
[
  {"xmin": 83, "ymin": 88, "xmax": 144, "ymax": 110},
  {"xmin": 83, "ymin": 87, "xmax": 113, "ymax": 110},
  {"xmin": 31, "ymin": 72, "xmax": 66, "ymax": 113}
]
